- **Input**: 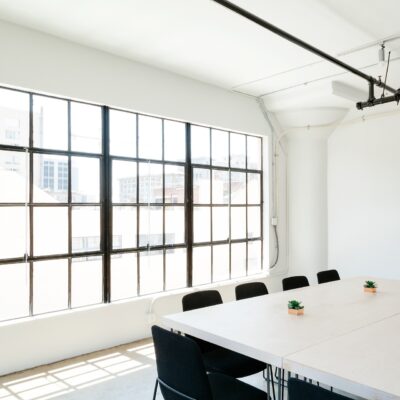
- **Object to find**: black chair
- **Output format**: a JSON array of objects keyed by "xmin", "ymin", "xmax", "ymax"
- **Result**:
[
  {"xmin": 282, "ymin": 276, "xmax": 310, "ymax": 291},
  {"xmin": 317, "ymin": 269, "xmax": 340, "ymax": 284},
  {"xmin": 182, "ymin": 290, "xmax": 223, "ymax": 312},
  {"xmin": 152, "ymin": 325, "xmax": 269, "ymax": 400},
  {"xmin": 182, "ymin": 290, "xmax": 224, "ymax": 354},
  {"xmin": 182, "ymin": 290, "xmax": 267, "ymax": 378},
  {"xmin": 235, "ymin": 282, "xmax": 269, "ymax": 300},
  {"xmin": 288, "ymin": 378, "xmax": 351, "ymax": 400}
]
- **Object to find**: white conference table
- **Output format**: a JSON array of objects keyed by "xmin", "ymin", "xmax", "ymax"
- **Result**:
[
  {"xmin": 284, "ymin": 314, "xmax": 400, "ymax": 399},
  {"xmin": 161, "ymin": 277, "xmax": 400, "ymax": 400}
]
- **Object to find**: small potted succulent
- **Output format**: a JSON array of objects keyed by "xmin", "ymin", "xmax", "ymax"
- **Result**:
[
  {"xmin": 364, "ymin": 280, "xmax": 377, "ymax": 293},
  {"xmin": 288, "ymin": 299, "xmax": 304, "ymax": 315}
]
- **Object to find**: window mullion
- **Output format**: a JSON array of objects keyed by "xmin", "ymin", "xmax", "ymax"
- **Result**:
[
  {"xmin": 102, "ymin": 106, "xmax": 111, "ymax": 303},
  {"xmin": 185, "ymin": 123, "xmax": 193, "ymax": 287},
  {"xmin": 67, "ymin": 101, "xmax": 72, "ymax": 309},
  {"xmin": 28, "ymin": 93, "xmax": 34, "ymax": 317}
]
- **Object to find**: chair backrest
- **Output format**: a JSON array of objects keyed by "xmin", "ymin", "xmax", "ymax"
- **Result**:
[
  {"xmin": 317, "ymin": 269, "xmax": 340, "ymax": 284},
  {"xmin": 235, "ymin": 282, "xmax": 268, "ymax": 300},
  {"xmin": 282, "ymin": 275, "xmax": 310, "ymax": 291},
  {"xmin": 182, "ymin": 290, "xmax": 223, "ymax": 353},
  {"xmin": 152, "ymin": 325, "xmax": 212, "ymax": 400},
  {"xmin": 288, "ymin": 378, "xmax": 351, "ymax": 400},
  {"xmin": 182, "ymin": 290, "xmax": 223, "ymax": 311}
]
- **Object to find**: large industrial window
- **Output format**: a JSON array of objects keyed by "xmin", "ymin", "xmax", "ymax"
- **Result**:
[{"xmin": 0, "ymin": 86, "xmax": 264, "ymax": 322}]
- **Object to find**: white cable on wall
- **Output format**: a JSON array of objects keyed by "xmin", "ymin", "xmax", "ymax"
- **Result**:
[{"xmin": 256, "ymin": 98, "xmax": 281, "ymax": 269}]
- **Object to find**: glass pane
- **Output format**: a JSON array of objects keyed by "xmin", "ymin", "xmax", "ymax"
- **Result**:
[
  {"xmin": 164, "ymin": 120, "xmax": 185, "ymax": 162},
  {"xmin": 231, "ymin": 172, "xmax": 246, "ymax": 204},
  {"xmin": 71, "ymin": 157, "xmax": 100, "ymax": 203},
  {"xmin": 213, "ymin": 244, "xmax": 229, "ymax": 282},
  {"xmin": 193, "ymin": 207, "xmax": 210, "ymax": 243},
  {"xmin": 211, "ymin": 129, "xmax": 229, "ymax": 167},
  {"xmin": 33, "ymin": 95, "xmax": 68, "ymax": 150},
  {"xmin": 191, "ymin": 125, "xmax": 209, "ymax": 165},
  {"xmin": 230, "ymin": 133, "xmax": 246, "ymax": 169},
  {"xmin": 0, "ymin": 207, "xmax": 28, "ymax": 259},
  {"xmin": 231, "ymin": 243, "xmax": 246, "ymax": 278},
  {"xmin": 165, "ymin": 165, "xmax": 185, "ymax": 204},
  {"xmin": 165, "ymin": 206, "xmax": 185, "ymax": 245},
  {"xmin": 138, "ymin": 115, "xmax": 162, "ymax": 160},
  {"xmin": 72, "ymin": 206, "xmax": 100, "ymax": 253},
  {"xmin": 71, "ymin": 102, "xmax": 102, "ymax": 153},
  {"xmin": 33, "ymin": 259, "xmax": 68, "ymax": 314},
  {"xmin": 139, "ymin": 206, "xmax": 163, "ymax": 247},
  {"xmin": 247, "ymin": 136, "xmax": 262, "ymax": 170},
  {"xmin": 248, "ymin": 206, "xmax": 261, "ymax": 238},
  {"xmin": 113, "ymin": 160, "xmax": 137, "ymax": 203},
  {"xmin": 139, "ymin": 162, "xmax": 163, "ymax": 204},
  {"xmin": 110, "ymin": 109, "xmax": 136, "ymax": 157},
  {"xmin": 113, "ymin": 206, "xmax": 137, "ymax": 249},
  {"xmin": 0, "ymin": 263, "xmax": 29, "ymax": 321},
  {"xmin": 231, "ymin": 206, "xmax": 246, "ymax": 240},
  {"xmin": 34, "ymin": 207, "xmax": 68, "ymax": 256},
  {"xmin": 248, "ymin": 240, "xmax": 262, "ymax": 274},
  {"xmin": 71, "ymin": 257, "xmax": 103, "ymax": 308},
  {"xmin": 212, "ymin": 207, "xmax": 229, "ymax": 242},
  {"xmin": 111, "ymin": 253, "xmax": 138, "ymax": 301},
  {"xmin": 193, "ymin": 246, "xmax": 211, "ymax": 286},
  {"xmin": 139, "ymin": 250, "xmax": 163, "ymax": 295},
  {"xmin": 193, "ymin": 168, "xmax": 210, "ymax": 204},
  {"xmin": 212, "ymin": 170, "xmax": 229, "ymax": 204},
  {"xmin": 0, "ymin": 150, "xmax": 28, "ymax": 203},
  {"xmin": 33, "ymin": 154, "xmax": 68, "ymax": 203},
  {"xmin": 165, "ymin": 248, "xmax": 187, "ymax": 291},
  {"xmin": 0, "ymin": 88, "xmax": 29, "ymax": 147},
  {"xmin": 248, "ymin": 173, "xmax": 261, "ymax": 204}
]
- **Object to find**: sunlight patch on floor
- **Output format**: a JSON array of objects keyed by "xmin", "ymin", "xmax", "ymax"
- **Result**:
[{"xmin": 0, "ymin": 339, "xmax": 156, "ymax": 400}]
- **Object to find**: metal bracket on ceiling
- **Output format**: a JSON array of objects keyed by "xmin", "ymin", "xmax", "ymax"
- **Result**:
[{"xmin": 212, "ymin": 0, "xmax": 400, "ymax": 110}]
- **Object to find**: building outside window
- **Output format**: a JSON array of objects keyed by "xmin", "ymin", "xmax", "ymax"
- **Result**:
[{"xmin": 43, "ymin": 160, "xmax": 54, "ymax": 190}]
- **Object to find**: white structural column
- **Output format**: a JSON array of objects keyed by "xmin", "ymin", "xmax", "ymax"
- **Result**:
[{"xmin": 280, "ymin": 108, "xmax": 347, "ymax": 282}]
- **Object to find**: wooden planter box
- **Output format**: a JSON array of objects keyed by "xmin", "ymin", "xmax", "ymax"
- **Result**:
[
  {"xmin": 364, "ymin": 287, "xmax": 377, "ymax": 293},
  {"xmin": 288, "ymin": 308, "xmax": 304, "ymax": 315}
]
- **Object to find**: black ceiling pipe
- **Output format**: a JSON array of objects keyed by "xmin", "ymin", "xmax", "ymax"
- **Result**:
[
  {"xmin": 213, "ymin": 0, "xmax": 398, "ymax": 97},
  {"xmin": 357, "ymin": 92, "xmax": 400, "ymax": 110}
]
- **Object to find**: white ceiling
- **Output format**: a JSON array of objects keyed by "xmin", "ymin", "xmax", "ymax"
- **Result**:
[{"xmin": 0, "ymin": 0, "xmax": 399, "ymax": 112}]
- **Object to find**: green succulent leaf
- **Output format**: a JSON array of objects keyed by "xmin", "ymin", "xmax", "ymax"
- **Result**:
[
  {"xmin": 288, "ymin": 299, "xmax": 304, "ymax": 310},
  {"xmin": 364, "ymin": 280, "xmax": 377, "ymax": 288}
]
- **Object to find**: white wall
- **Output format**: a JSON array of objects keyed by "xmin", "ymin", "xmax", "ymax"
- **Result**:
[
  {"xmin": 278, "ymin": 107, "xmax": 347, "ymax": 283},
  {"xmin": 0, "ymin": 20, "xmax": 267, "ymax": 136},
  {"xmin": 0, "ymin": 21, "xmax": 288, "ymax": 376},
  {"xmin": 286, "ymin": 129, "xmax": 329, "ymax": 283},
  {"xmin": 328, "ymin": 111, "xmax": 400, "ymax": 279},
  {"xmin": 0, "ymin": 275, "xmax": 284, "ymax": 376}
]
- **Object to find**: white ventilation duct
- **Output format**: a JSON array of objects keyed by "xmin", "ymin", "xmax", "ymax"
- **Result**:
[{"xmin": 331, "ymin": 81, "xmax": 367, "ymax": 102}]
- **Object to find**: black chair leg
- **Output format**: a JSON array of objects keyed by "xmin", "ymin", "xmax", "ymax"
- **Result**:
[
  {"xmin": 152, "ymin": 380, "xmax": 158, "ymax": 400},
  {"xmin": 263, "ymin": 368, "xmax": 270, "ymax": 399},
  {"xmin": 269, "ymin": 365, "xmax": 276, "ymax": 400},
  {"xmin": 263, "ymin": 365, "xmax": 276, "ymax": 400}
]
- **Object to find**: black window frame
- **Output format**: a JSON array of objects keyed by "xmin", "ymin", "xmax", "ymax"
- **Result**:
[
  {"xmin": 189, "ymin": 126, "xmax": 263, "ymax": 285},
  {"xmin": 0, "ymin": 85, "xmax": 264, "ymax": 322}
]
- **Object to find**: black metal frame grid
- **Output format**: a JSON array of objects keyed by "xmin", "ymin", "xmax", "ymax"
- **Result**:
[
  {"xmin": 0, "ymin": 85, "xmax": 263, "ymax": 322},
  {"xmin": 0, "ymin": 88, "xmax": 104, "ymax": 320},
  {"xmin": 108, "ymin": 112, "xmax": 188, "ymax": 301},
  {"xmin": 189, "ymin": 126, "xmax": 263, "ymax": 286}
]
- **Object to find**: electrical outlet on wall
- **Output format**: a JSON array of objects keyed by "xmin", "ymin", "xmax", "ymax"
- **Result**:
[{"xmin": 271, "ymin": 217, "xmax": 278, "ymax": 226}]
